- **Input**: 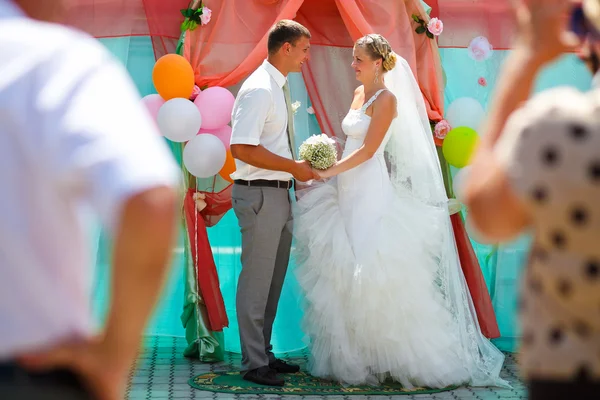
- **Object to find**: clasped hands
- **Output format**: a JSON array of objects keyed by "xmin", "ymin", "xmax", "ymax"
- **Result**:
[{"xmin": 292, "ymin": 160, "xmax": 335, "ymax": 182}]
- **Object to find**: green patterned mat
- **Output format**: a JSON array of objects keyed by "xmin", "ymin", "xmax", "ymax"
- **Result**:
[{"xmin": 189, "ymin": 371, "xmax": 458, "ymax": 395}]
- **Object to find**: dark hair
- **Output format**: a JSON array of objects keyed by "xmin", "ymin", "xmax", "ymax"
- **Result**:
[{"xmin": 267, "ymin": 20, "xmax": 311, "ymax": 55}]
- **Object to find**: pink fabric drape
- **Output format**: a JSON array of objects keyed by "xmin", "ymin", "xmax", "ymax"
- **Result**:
[
  {"xmin": 296, "ymin": 0, "xmax": 356, "ymax": 139},
  {"xmin": 184, "ymin": 0, "xmax": 305, "ymax": 88},
  {"xmin": 59, "ymin": 0, "xmax": 189, "ymax": 58},
  {"xmin": 183, "ymin": 0, "xmax": 444, "ymax": 126},
  {"xmin": 183, "ymin": 188, "xmax": 229, "ymax": 331},
  {"xmin": 437, "ymin": 0, "xmax": 515, "ymax": 49},
  {"xmin": 58, "ymin": 1, "xmax": 517, "ymax": 54}
]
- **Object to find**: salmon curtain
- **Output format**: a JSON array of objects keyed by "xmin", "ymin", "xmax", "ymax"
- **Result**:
[
  {"xmin": 184, "ymin": 0, "xmax": 305, "ymax": 88},
  {"xmin": 436, "ymin": 0, "xmax": 515, "ymax": 50},
  {"xmin": 183, "ymin": 0, "xmax": 445, "ymax": 139},
  {"xmin": 60, "ymin": 0, "xmax": 189, "ymax": 58},
  {"xmin": 57, "ymin": 1, "xmax": 517, "ymax": 58}
]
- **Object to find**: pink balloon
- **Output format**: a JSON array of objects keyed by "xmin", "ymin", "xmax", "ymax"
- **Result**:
[
  {"xmin": 194, "ymin": 87, "xmax": 235, "ymax": 130},
  {"xmin": 141, "ymin": 94, "xmax": 165, "ymax": 122},
  {"xmin": 199, "ymin": 125, "xmax": 232, "ymax": 150}
]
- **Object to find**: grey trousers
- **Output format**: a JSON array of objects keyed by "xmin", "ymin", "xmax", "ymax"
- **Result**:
[{"xmin": 231, "ymin": 183, "xmax": 293, "ymax": 371}]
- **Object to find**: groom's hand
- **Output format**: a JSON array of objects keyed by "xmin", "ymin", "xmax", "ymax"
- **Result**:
[{"xmin": 291, "ymin": 160, "xmax": 315, "ymax": 182}]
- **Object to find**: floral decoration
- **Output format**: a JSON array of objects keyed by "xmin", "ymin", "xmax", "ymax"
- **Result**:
[
  {"xmin": 434, "ymin": 119, "xmax": 452, "ymax": 140},
  {"xmin": 478, "ymin": 77, "xmax": 487, "ymax": 87},
  {"xmin": 180, "ymin": 1, "xmax": 212, "ymax": 32},
  {"xmin": 468, "ymin": 36, "xmax": 493, "ymax": 62},
  {"xmin": 189, "ymin": 85, "xmax": 202, "ymax": 101},
  {"xmin": 291, "ymin": 101, "xmax": 301, "ymax": 114},
  {"xmin": 412, "ymin": 14, "xmax": 443, "ymax": 39}
]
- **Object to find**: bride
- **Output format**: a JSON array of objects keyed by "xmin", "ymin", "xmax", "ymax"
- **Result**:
[{"xmin": 293, "ymin": 34, "xmax": 507, "ymax": 389}]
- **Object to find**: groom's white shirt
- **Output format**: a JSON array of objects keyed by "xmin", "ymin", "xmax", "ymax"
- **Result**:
[{"xmin": 230, "ymin": 60, "xmax": 293, "ymax": 182}]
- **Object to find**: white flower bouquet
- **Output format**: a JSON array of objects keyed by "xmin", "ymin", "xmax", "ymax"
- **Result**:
[{"xmin": 298, "ymin": 134, "xmax": 337, "ymax": 170}]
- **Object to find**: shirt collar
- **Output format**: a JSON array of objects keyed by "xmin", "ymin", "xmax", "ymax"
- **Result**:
[
  {"xmin": 0, "ymin": 0, "xmax": 26, "ymax": 19},
  {"xmin": 261, "ymin": 59, "xmax": 287, "ymax": 88}
]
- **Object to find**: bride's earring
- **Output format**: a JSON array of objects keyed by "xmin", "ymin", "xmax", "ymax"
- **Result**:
[{"xmin": 374, "ymin": 68, "xmax": 379, "ymax": 84}]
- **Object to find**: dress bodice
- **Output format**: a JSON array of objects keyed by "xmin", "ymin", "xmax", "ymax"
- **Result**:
[{"xmin": 341, "ymin": 89, "xmax": 393, "ymax": 155}]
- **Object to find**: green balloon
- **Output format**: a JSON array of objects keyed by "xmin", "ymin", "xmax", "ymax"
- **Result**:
[{"xmin": 442, "ymin": 126, "xmax": 479, "ymax": 168}]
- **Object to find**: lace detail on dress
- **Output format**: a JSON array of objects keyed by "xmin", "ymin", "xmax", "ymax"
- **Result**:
[{"xmin": 361, "ymin": 89, "xmax": 386, "ymax": 112}]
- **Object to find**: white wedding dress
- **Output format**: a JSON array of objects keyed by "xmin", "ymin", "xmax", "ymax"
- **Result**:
[{"xmin": 293, "ymin": 59, "xmax": 508, "ymax": 390}]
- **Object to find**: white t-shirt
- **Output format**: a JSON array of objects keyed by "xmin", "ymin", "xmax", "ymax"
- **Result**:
[
  {"xmin": 229, "ymin": 60, "xmax": 293, "ymax": 181},
  {"xmin": 0, "ymin": 0, "xmax": 180, "ymax": 359}
]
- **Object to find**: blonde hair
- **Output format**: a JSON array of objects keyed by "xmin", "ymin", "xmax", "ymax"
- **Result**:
[{"xmin": 355, "ymin": 34, "xmax": 397, "ymax": 72}]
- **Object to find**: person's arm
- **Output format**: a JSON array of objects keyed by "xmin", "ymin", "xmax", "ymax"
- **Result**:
[
  {"xmin": 476, "ymin": 50, "xmax": 547, "ymax": 148},
  {"xmin": 230, "ymin": 143, "xmax": 311, "ymax": 179},
  {"xmin": 318, "ymin": 91, "xmax": 396, "ymax": 178},
  {"xmin": 230, "ymin": 87, "xmax": 314, "ymax": 181},
  {"xmin": 462, "ymin": 52, "xmax": 541, "ymax": 242},
  {"xmin": 477, "ymin": 0, "xmax": 576, "ymax": 148},
  {"xmin": 102, "ymin": 186, "xmax": 177, "ymax": 359},
  {"xmin": 463, "ymin": 0, "xmax": 574, "ymax": 241}
]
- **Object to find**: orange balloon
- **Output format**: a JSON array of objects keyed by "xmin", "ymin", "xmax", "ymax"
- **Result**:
[
  {"xmin": 152, "ymin": 54, "xmax": 195, "ymax": 101},
  {"xmin": 219, "ymin": 150, "xmax": 237, "ymax": 183}
]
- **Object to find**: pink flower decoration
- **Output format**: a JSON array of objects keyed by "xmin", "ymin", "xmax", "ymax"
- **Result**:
[
  {"xmin": 189, "ymin": 85, "xmax": 201, "ymax": 101},
  {"xmin": 478, "ymin": 77, "xmax": 487, "ymax": 87},
  {"xmin": 427, "ymin": 18, "xmax": 444, "ymax": 36},
  {"xmin": 468, "ymin": 36, "xmax": 493, "ymax": 62},
  {"xmin": 434, "ymin": 119, "xmax": 451, "ymax": 140},
  {"xmin": 200, "ymin": 7, "xmax": 212, "ymax": 25}
]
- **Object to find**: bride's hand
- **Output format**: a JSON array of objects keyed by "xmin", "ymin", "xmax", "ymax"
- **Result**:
[{"xmin": 314, "ymin": 167, "xmax": 333, "ymax": 180}]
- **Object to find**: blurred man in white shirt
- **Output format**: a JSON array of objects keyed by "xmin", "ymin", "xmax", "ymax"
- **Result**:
[{"xmin": 0, "ymin": 1, "xmax": 180, "ymax": 399}]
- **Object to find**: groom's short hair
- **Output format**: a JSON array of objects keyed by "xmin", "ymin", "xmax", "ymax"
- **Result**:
[{"xmin": 268, "ymin": 20, "xmax": 311, "ymax": 55}]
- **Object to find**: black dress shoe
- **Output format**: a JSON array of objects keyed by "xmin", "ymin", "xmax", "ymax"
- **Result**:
[
  {"xmin": 243, "ymin": 366, "xmax": 285, "ymax": 386},
  {"xmin": 269, "ymin": 359, "xmax": 300, "ymax": 374}
]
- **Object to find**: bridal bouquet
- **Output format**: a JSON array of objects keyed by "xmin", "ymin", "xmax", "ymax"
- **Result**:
[{"xmin": 299, "ymin": 134, "xmax": 337, "ymax": 170}]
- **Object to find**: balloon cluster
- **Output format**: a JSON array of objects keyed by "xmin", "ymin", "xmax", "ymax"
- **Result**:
[
  {"xmin": 141, "ymin": 54, "xmax": 236, "ymax": 182},
  {"xmin": 438, "ymin": 97, "xmax": 483, "ymax": 170}
]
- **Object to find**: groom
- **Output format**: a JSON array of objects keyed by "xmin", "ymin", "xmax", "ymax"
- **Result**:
[{"xmin": 229, "ymin": 20, "xmax": 315, "ymax": 386}]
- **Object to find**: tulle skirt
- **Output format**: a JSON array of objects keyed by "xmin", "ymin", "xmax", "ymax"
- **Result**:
[{"xmin": 293, "ymin": 159, "xmax": 504, "ymax": 388}]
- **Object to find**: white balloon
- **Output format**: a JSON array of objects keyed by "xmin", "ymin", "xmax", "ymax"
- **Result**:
[
  {"xmin": 445, "ymin": 97, "xmax": 485, "ymax": 131},
  {"xmin": 157, "ymin": 98, "xmax": 202, "ymax": 142},
  {"xmin": 183, "ymin": 134, "xmax": 227, "ymax": 178},
  {"xmin": 452, "ymin": 165, "xmax": 472, "ymax": 203}
]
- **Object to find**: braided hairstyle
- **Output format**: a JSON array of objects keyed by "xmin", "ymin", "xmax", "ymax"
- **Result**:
[{"xmin": 355, "ymin": 34, "xmax": 397, "ymax": 72}]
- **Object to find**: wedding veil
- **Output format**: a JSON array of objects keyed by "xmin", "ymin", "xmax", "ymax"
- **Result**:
[{"xmin": 383, "ymin": 55, "xmax": 509, "ymax": 387}]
